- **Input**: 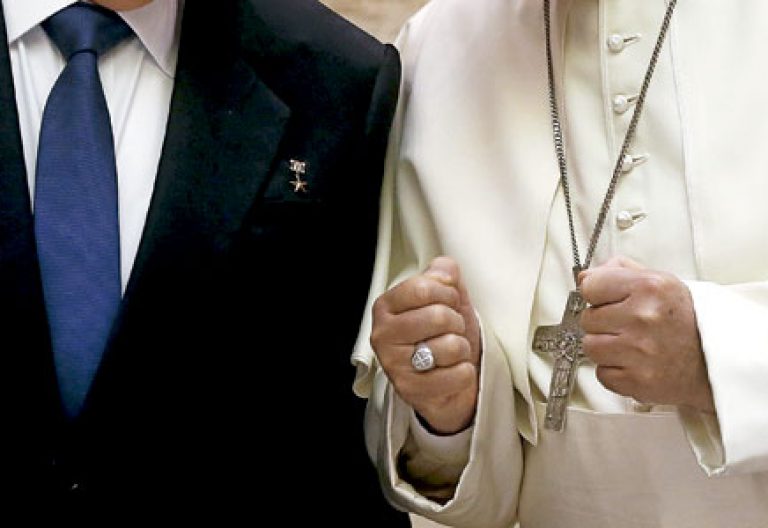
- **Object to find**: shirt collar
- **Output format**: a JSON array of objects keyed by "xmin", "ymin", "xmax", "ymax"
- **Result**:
[{"xmin": 2, "ymin": 0, "xmax": 180, "ymax": 76}]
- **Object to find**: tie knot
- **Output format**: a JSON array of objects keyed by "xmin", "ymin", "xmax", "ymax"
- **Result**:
[{"xmin": 43, "ymin": 2, "xmax": 133, "ymax": 60}]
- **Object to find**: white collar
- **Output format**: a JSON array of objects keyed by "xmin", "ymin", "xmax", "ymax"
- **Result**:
[{"xmin": 2, "ymin": 0, "xmax": 180, "ymax": 76}]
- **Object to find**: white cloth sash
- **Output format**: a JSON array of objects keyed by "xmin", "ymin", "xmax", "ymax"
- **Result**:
[{"xmin": 519, "ymin": 404, "xmax": 768, "ymax": 527}]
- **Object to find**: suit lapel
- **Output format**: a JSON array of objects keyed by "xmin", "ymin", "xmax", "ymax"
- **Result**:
[
  {"xmin": 126, "ymin": 2, "xmax": 290, "ymax": 302},
  {"xmin": 83, "ymin": 1, "xmax": 291, "ymax": 418},
  {"xmin": 122, "ymin": 2, "xmax": 291, "ymax": 304},
  {"xmin": 0, "ymin": 6, "xmax": 37, "ymax": 282}
]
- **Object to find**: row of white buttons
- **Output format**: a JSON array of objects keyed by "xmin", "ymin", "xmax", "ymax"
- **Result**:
[
  {"xmin": 609, "ymin": 33, "xmax": 641, "ymax": 116},
  {"xmin": 609, "ymin": 32, "xmax": 647, "ymax": 231},
  {"xmin": 615, "ymin": 168, "xmax": 649, "ymax": 228}
]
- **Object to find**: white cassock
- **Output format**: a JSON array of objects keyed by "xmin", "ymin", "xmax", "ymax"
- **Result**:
[{"xmin": 352, "ymin": 0, "xmax": 768, "ymax": 526}]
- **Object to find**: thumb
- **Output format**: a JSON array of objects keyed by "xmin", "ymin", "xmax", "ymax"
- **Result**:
[
  {"xmin": 425, "ymin": 256, "xmax": 472, "ymax": 308},
  {"xmin": 425, "ymin": 256, "xmax": 460, "ymax": 286}
]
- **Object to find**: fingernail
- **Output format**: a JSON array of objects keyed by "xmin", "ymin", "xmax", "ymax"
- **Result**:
[{"xmin": 425, "ymin": 268, "xmax": 452, "ymax": 284}]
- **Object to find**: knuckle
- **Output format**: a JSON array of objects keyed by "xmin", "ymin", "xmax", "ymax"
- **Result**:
[
  {"xmin": 581, "ymin": 334, "xmax": 598, "ymax": 358},
  {"xmin": 636, "ymin": 335, "xmax": 657, "ymax": 356},
  {"xmin": 455, "ymin": 362, "xmax": 478, "ymax": 384},
  {"xmin": 636, "ymin": 274, "xmax": 665, "ymax": 296},
  {"xmin": 411, "ymin": 278, "xmax": 434, "ymax": 306},
  {"xmin": 428, "ymin": 305, "xmax": 448, "ymax": 328},
  {"xmin": 636, "ymin": 305, "xmax": 662, "ymax": 327},
  {"xmin": 621, "ymin": 333, "xmax": 641, "ymax": 355},
  {"xmin": 428, "ymin": 305, "xmax": 456, "ymax": 330},
  {"xmin": 444, "ymin": 334, "xmax": 467, "ymax": 356},
  {"xmin": 369, "ymin": 327, "xmax": 384, "ymax": 351},
  {"xmin": 457, "ymin": 336, "xmax": 472, "ymax": 360},
  {"xmin": 372, "ymin": 295, "xmax": 388, "ymax": 318},
  {"xmin": 369, "ymin": 315, "xmax": 393, "ymax": 352}
]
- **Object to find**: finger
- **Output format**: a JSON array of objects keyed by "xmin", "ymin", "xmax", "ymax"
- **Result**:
[
  {"xmin": 419, "ymin": 256, "xmax": 481, "ymax": 364},
  {"xmin": 425, "ymin": 257, "xmax": 475, "ymax": 314},
  {"xmin": 401, "ymin": 362, "xmax": 477, "ymax": 402},
  {"xmin": 582, "ymin": 333, "xmax": 628, "ymax": 367},
  {"xmin": 421, "ymin": 334, "xmax": 472, "ymax": 368},
  {"xmin": 428, "ymin": 257, "xmax": 482, "ymax": 360},
  {"xmin": 595, "ymin": 365, "xmax": 630, "ymax": 396},
  {"xmin": 424, "ymin": 256, "xmax": 461, "ymax": 287},
  {"xmin": 579, "ymin": 257, "xmax": 645, "ymax": 285},
  {"xmin": 378, "ymin": 274, "xmax": 461, "ymax": 315},
  {"xmin": 373, "ymin": 303, "xmax": 466, "ymax": 346},
  {"xmin": 603, "ymin": 255, "xmax": 646, "ymax": 271},
  {"xmin": 580, "ymin": 266, "xmax": 638, "ymax": 307},
  {"xmin": 376, "ymin": 335, "xmax": 471, "ymax": 387},
  {"xmin": 579, "ymin": 302, "xmax": 629, "ymax": 334}
]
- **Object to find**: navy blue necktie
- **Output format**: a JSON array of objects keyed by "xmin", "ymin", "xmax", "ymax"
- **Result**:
[{"xmin": 35, "ymin": 3, "xmax": 133, "ymax": 418}]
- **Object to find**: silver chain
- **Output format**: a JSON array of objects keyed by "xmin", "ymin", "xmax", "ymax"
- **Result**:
[{"xmin": 544, "ymin": 0, "xmax": 678, "ymax": 280}]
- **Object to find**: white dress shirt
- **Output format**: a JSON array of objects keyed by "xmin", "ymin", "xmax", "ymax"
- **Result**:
[{"xmin": 2, "ymin": 0, "xmax": 181, "ymax": 291}]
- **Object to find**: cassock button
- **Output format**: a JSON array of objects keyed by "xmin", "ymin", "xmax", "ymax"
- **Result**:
[
  {"xmin": 621, "ymin": 153, "xmax": 649, "ymax": 173},
  {"xmin": 616, "ymin": 210, "xmax": 647, "ymax": 230},
  {"xmin": 607, "ymin": 33, "xmax": 642, "ymax": 53},
  {"xmin": 613, "ymin": 94, "xmax": 638, "ymax": 114}
]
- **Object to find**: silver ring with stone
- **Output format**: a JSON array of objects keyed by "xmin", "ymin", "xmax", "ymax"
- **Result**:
[{"xmin": 411, "ymin": 342, "xmax": 436, "ymax": 372}]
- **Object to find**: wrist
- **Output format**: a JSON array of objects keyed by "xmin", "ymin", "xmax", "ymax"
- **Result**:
[{"xmin": 415, "ymin": 409, "xmax": 475, "ymax": 436}]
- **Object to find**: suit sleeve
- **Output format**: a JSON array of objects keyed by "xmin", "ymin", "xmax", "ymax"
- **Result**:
[{"xmin": 364, "ymin": 45, "xmax": 402, "ymax": 169}]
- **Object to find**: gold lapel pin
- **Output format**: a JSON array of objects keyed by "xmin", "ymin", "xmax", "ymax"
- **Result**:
[{"xmin": 288, "ymin": 159, "xmax": 309, "ymax": 194}]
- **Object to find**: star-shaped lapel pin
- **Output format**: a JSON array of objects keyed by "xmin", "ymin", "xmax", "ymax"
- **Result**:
[{"xmin": 288, "ymin": 159, "xmax": 309, "ymax": 194}]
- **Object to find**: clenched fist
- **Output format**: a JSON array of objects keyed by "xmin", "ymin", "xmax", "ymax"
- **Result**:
[
  {"xmin": 370, "ymin": 257, "xmax": 481, "ymax": 434},
  {"xmin": 580, "ymin": 256, "xmax": 715, "ymax": 413}
]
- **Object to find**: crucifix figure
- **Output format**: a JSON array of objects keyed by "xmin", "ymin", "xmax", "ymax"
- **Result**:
[{"xmin": 533, "ymin": 290, "xmax": 587, "ymax": 432}]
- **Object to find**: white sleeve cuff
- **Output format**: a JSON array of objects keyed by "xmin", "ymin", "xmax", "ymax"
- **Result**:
[
  {"xmin": 408, "ymin": 410, "xmax": 473, "ymax": 466},
  {"xmin": 367, "ymin": 313, "xmax": 523, "ymax": 527},
  {"xmin": 685, "ymin": 279, "xmax": 768, "ymax": 475},
  {"xmin": 678, "ymin": 406, "xmax": 725, "ymax": 476}
]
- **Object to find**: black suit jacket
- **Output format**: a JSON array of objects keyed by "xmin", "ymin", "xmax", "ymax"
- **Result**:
[{"xmin": 0, "ymin": 1, "xmax": 406, "ymax": 523}]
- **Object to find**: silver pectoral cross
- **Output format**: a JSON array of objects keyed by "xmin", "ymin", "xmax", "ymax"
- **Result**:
[{"xmin": 533, "ymin": 290, "xmax": 587, "ymax": 432}]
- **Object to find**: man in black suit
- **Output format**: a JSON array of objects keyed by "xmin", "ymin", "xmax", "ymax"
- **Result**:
[{"xmin": 0, "ymin": 0, "xmax": 406, "ymax": 523}]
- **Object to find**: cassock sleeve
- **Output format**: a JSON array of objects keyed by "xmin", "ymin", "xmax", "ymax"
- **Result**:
[
  {"xmin": 681, "ymin": 280, "xmax": 768, "ymax": 476},
  {"xmin": 350, "ymin": 11, "xmax": 523, "ymax": 527}
]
